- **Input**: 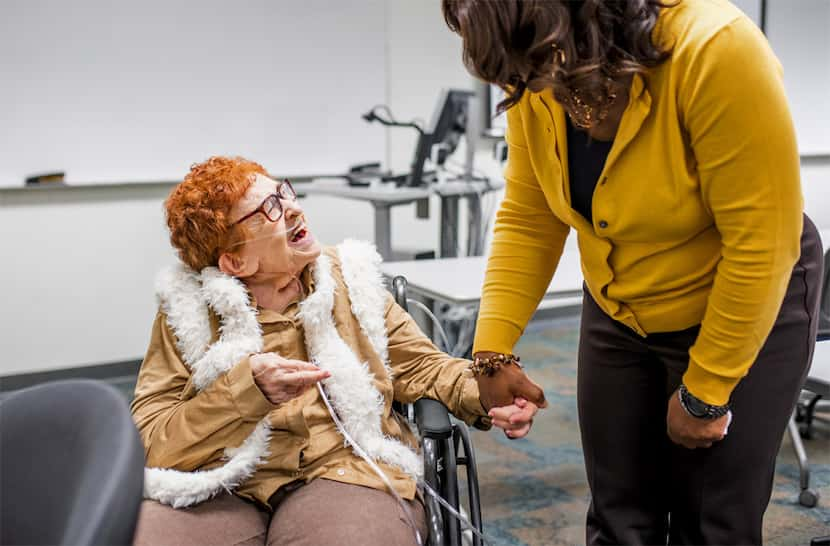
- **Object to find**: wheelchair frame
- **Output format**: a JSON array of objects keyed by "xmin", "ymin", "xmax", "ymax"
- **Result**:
[{"xmin": 392, "ymin": 275, "xmax": 485, "ymax": 546}]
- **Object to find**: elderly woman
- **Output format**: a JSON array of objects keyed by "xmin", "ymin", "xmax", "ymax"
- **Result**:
[{"xmin": 130, "ymin": 156, "xmax": 538, "ymax": 546}]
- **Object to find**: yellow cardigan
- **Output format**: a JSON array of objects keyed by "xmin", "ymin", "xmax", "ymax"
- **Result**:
[{"xmin": 473, "ymin": 0, "xmax": 803, "ymax": 406}]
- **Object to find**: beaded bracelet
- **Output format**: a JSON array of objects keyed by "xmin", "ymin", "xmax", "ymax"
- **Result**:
[{"xmin": 469, "ymin": 353, "xmax": 522, "ymax": 377}]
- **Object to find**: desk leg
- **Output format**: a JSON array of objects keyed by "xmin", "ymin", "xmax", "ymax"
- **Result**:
[
  {"xmin": 374, "ymin": 203, "xmax": 392, "ymax": 260},
  {"xmin": 466, "ymin": 193, "xmax": 483, "ymax": 256},
  {"xmin": 440, "ymin": 195, "xmax": 460, "ymax": 258}
]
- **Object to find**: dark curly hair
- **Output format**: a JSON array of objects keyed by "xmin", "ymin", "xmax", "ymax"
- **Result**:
[{"xmin": 442, "ymin": 0, "xmax": 674, "ymax": 116}]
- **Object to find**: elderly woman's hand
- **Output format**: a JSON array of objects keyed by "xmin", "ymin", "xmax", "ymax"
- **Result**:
[
  {"xmin": 249, "ymin": 353, "xmax": 331, "ymax": 406},
  {"xmin": 488, "ymin": 397, "xmax": 538, "ymax": 439}
]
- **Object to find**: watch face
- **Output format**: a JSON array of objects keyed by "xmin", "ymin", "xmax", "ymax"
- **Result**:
[
  {"xmin": 688, "ymin": 400, "xmax": 709, "ymax": 417},
  {"xmin": 682, "ymin": 390, "xmax": 710, "ymax": 417}
]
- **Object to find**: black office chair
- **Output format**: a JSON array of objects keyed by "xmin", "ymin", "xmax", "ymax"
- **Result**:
[
  {"xmin": 392, "ymin": 275, "xmax": 484, "ymax": 546},
  {"xmin": 790, "ymin": 245, "xmax": 830, "ymax": 509},
  {"xmin": 0, "ymin": 379, "xmax": 145, "ymax": 546}
]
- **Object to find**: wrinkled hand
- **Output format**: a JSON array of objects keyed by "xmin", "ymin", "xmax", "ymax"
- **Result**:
[
  {"xmin": 474, "ymin": 354, "xmax": 547, "ymax": 411},
  {"xmin": 666, "ymin": 388, "xmax": 730, "ymax": 449},
  {"xmin": 489, "ymin": 397, "xmax": 538, "ymax": 439},
  {"xmin": 249, "ymin": 353, "xmax": 330, "ymax": 406}
]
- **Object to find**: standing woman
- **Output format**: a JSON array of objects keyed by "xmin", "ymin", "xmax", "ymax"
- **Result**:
[{"xmin": 443, "ymin": 0, "xmax": 823, "ymax": 544}]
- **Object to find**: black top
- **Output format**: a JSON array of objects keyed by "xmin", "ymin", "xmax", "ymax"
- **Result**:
[{"xmin": 566, "ymin": 116, "xmax": 613, "ymax": 224}]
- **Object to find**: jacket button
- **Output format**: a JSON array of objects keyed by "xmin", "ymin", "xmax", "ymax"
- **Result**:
[
  {"xmin": 337, "ymin": 468, "xmax": 346, "ymax": 476},
  {"xmin": 598, "ymin": 220, "xmax": 608, "ymax": 229}
]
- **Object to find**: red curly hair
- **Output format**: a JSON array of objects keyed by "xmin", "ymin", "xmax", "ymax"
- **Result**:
[{"xmin": 165, "ymin": 156, "xmax": 268, "ymax": 271}]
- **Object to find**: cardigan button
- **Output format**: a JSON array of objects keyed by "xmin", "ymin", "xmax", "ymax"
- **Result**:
[{"xmin": 598, "ymin": 220, "xmax": 608, "ymax": 229}]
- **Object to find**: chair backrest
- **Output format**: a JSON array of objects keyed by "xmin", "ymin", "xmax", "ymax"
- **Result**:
[
  {"xmin": 819, "ymin": 247, "xmax": 829, "ymax": 337},
  {"xmin": 0, "ymin": 379, "xmax": 145, "ymax": 546}
]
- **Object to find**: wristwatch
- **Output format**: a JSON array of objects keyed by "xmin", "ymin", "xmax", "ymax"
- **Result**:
[{"xmin": 678, "ymin": 384, "xmax": 730, "ymax": 420}]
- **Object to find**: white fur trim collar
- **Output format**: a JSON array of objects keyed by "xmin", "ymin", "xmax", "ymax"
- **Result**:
[
  {"xmin": 144, "ymin": 242, "xmax": 419, "ymax": 508},
  {"xmin": 336, "ymin": 240, "xmax": 392, "ymax": 378},
  {"xmin": 300, "ymin": 247, "xmax": 421, "ymax": 478}
]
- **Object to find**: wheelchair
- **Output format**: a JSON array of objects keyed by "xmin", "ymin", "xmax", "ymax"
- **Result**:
[{"xmin": 391, "ymin": 275, "xmax": 485, "ymax": 546}]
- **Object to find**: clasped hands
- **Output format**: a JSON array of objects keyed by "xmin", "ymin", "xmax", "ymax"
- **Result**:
[
  {"xmin": 249, "ymin": 351, "xmax": 541, "ymax": 439},
  {"xmin": 250, "ymin": 353, "xmax": 726, "ymax": 447},
  {"xmin": 475, "ymin": 356, "xmax": 548, "ymax": 440}
]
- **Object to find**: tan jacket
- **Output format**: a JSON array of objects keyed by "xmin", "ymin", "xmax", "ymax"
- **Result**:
[{"xmin": 131, "ymin": 242, "xmax": 487, "ymax": 510}]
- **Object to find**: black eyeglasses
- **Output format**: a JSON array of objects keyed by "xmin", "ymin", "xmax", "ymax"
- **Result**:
[{"xmin": 232, "ymin": 179, "xmax": 297, "ymax": 226}]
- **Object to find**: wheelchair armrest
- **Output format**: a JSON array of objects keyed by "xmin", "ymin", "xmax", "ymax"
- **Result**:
[{"xmin": 415, "ymin": 398, "xmax": 453, "ymax": 440}]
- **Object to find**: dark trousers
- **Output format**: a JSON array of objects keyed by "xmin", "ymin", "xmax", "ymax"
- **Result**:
[{"xmin": 577, "ymin": 215, "xmax": 823, "ymax": 546}]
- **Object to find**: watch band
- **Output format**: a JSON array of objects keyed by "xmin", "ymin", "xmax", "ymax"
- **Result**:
[{"xmin": 678, "ymin": 384, "xmax": 730, "ymax": 420}]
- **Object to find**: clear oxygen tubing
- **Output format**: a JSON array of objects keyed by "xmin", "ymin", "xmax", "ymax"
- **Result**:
[
  {"xmin": 389, "ymin": 299, "xmax": 500, "ymax": 544},
  {"xmin": 227, "ymin": 218, "xmax": 311, "ymax": 247},
  {"xmin": 315, "ymin": 381, "xmax": 498, "ymax": 546},
  {"xmin": 314, "ymin": 289, "xmax": 501, "ymax": 546},
  {"xmin": 226, "ymin": 220, "xmax": 323, "ymax": 265},
  {"xmin": 404, "ymin": 299, "xmax": 452, "ymax": 354}
]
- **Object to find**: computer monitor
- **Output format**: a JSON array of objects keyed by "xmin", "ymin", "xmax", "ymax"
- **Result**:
[{"xmin": 406, "ymin": 89, "xmax": 475, "ymax": 187}]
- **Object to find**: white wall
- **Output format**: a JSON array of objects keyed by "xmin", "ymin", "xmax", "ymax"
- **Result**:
[
  {"xmin": 0, "ymin": 0, "xmax": 477, "ymax": 376},
  {"xmin": 765, "ymin": 0, "xmax": 830, "ymax": 156},
  {"xmin": 1, "ymin": 186, "xmax": 172, "ymax": 373},
  {"xmin": 1, "ymin": 0, "xmax": 827, "ymax": 377},
  {"xmin": 802, "ymin": 158, "xmax": 830, "ymax": 234},
  {"xmin": 730, "ymin": 0, "xmax": 830, "ymax": 156}
]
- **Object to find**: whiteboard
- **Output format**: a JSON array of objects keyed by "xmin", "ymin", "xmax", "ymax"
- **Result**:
[{"xmin": 0, "ymin": 0, "xmax": 387, "ymax": 186}]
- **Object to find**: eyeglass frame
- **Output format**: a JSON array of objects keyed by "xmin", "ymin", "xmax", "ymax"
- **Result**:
[{"xmin": 231, "ymin": 179, "xmax": 297, "ymax": 226}]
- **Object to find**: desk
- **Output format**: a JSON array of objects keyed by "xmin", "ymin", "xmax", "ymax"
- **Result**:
[
  {"xmin": 302, "ymin": 178, "xmax": 504, "ymax": 260},
  {"xmin": 379, "ymin": 251, "xmax": 584, "ymax": 307}
]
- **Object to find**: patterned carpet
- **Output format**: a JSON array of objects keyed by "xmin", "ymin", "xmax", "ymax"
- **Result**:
[{"xmin": 468, "ymin": 315, "xmax": 830, "ymax": 545}]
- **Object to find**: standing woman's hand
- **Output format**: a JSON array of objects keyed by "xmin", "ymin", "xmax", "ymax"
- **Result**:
[
  {"xmin": 474, "ymin": 352, "xmax": 548, "ymax": 411},
  {"xmin": 666, "ymin": 388, "xmax": 730, "ymax": 449}
]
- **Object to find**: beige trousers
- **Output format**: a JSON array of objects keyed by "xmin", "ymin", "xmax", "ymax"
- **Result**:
[{"xmin": 133, "ymin": 479, "xmax": 428, "ymax": 546}]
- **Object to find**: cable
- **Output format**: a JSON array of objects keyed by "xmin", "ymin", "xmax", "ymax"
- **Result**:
[
  {"xmin": 420, "ymin": 480, "xmax": 495, "ymax": 545},
  {"xmin": 362, "ymin": 104, "xmax": 425, "ymax": 135},
  {"xmin": 316, "ymin": 381, "xmax": 498, "ymax": 545},
  {"xmin": 406, "ymin": 298, "xmax": 452, "ymax": 353},
  {"xmin": 316, "ymin": 381, "xmax": 424, "ymax": 546}
]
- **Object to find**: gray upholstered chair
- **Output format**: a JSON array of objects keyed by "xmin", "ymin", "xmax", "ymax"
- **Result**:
[{"xmin": 0, "ymin": 379, "xmax": 144, "ymax": 545}]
